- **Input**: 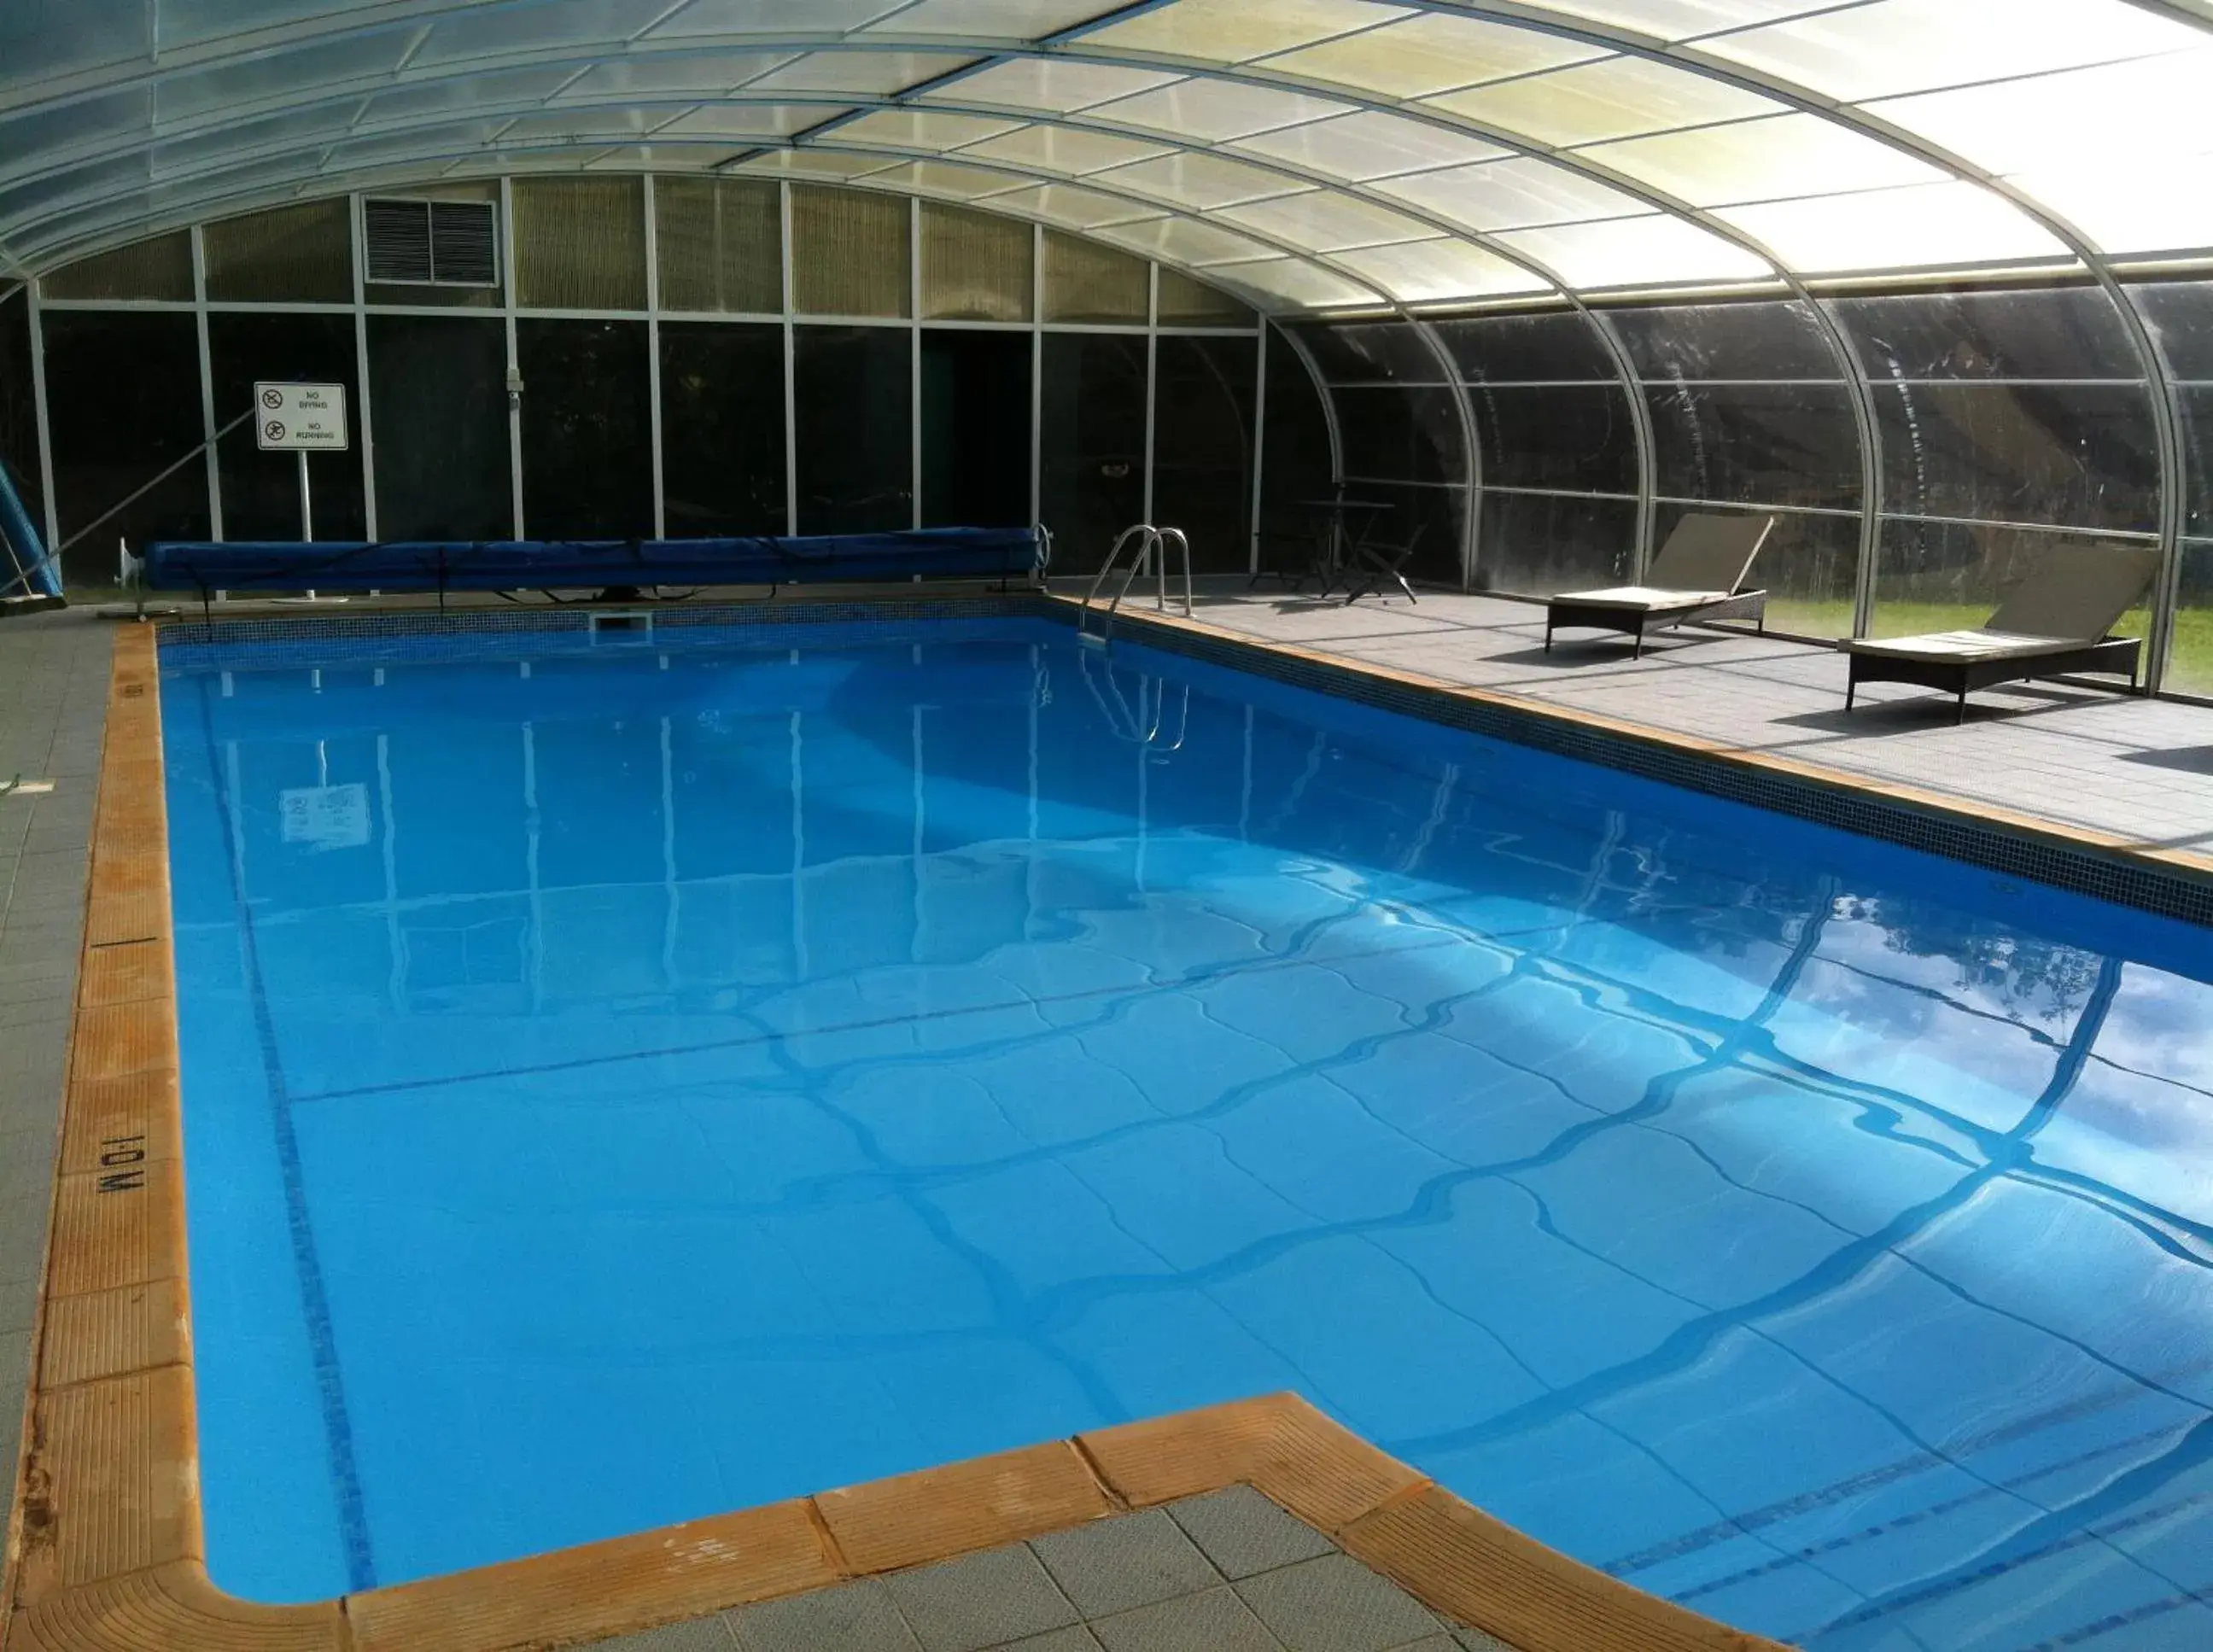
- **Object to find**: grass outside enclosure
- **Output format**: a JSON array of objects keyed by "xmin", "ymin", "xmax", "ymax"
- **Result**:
[{"xmin": 1762, "ymin": 600, "xmax": 2213, "ymax": 695}]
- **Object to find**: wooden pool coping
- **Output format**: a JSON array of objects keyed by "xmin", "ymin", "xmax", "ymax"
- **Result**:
[{"xmin": 0, "ymin": 621, "xmax": 1800, "ymax": 1651}]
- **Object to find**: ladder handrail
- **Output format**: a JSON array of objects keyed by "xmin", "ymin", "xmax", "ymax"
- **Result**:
[{"xmin": 1077, "ymin": 522, "xmax": 1192, "ymax": 645}]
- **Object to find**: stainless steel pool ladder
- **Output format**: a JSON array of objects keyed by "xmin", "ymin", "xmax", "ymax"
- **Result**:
[{"xmin": 1077, "ymin": 523, "xmax": 1192, "ymax": 647}]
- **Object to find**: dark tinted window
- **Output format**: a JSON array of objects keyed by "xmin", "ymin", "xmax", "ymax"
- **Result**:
[
  {"xmin": 1611, "ymin": 301, "xmax": 1838, "ymax": 382},
  {"xmin": 1469, "ymin": 383, "xmax": 1636, "ymax": 494},
  {"xmin": 1649, "ymin": 382, "xmax": 1862, "ymax": 511},
  {"xmin": 1834, "ymin": 289, "xmax": 2140, "ymax": 381},
  {"xmin": 369, "ymin": 314, "xmax": 512, "ymax": 541},
  {"xmin": 794, "ymin": 324, "xmax": 911, "ymax": 534},
  {"xmin": 1478, "ymin": 491, "xmax": 1634, "ymax": 593},
  {"xmin": 1334, "ymin": 385, "xmax": 1464, "ymax": 487},
  {"xmin": 1290, "ymin": 320, "xmax": 1445, "ymax": 383},
  {"xmin": 659, "ymin": 321, "xmax": 787, "ymax": 538},
  {"xmin": 1039, "ymin": 331, "xmax": 1145, "ymax": 574},
  {"xmin": 1433, "ymin": 310, "xmax": 1618, "ymax": 382},
  {"xmin": 1873, "ymin": 382, "xmax": 2158, "ymax": 530},
  {"xmin": 0, "ymin": 290, "xmax": 43, "ymax": 536},
  {"xmin": 920, "ymin": 329, "xmax": 1031, "ymax": 528},
  {"xmin": 1153, "ymin": 334, "xmax": 1255, "ymax": 575},
  {"xmin": 2130, "ymin": 280, "xmax": 2213, "ymax": 380},
  {"xmin": 517, "ymin": 318, "xmax": 654, "ymax": 539},
  {"xmin": 43, "ymin": 311, "xmax": 208, "ymax": 581},
  {"xmin": 207, "ymin": 312, "xmax": 365, "ymax": 540}
]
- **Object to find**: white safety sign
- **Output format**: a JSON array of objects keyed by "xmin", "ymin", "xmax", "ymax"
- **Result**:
[{"xmin": 254, "ymin": 382, "xmax": 349, "ymax": 452}]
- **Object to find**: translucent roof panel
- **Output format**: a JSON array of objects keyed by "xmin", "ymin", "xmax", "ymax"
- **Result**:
[
  {"xmin": 1496, "ymin": 216, "xmax": 1773, "ymax": 289},
  {"xmin": 1703, "ymin": 0, "xmax": 2201, "ymax": 103},
  {"xmin": 1375, "ymin": 160, "xmax": 1650, "ymax": 234},
  {"xmin": 7, "ymin": 0, "xmax": 2213, "ymax": 306},
  {"xmin": 1429, "ymin": 55, "xmax": 1781, "ymax": 147},
  {"xmin": 1201, "ymin": 256, "xmax": 1381, "ymax": 309},
  {"xmin": 1263, "ymin": 15, "xmax": 1607, "ymax": 99},
  {"xmin": 961, "ymin": 125, "xmax": 1176, "ymax": 176},
  {"xmin": 1085, "ymin": 81, "xmax": 1354, "ymax": 143},
  {"xmin": 1229, "ymin": 112, "xmax": 1509, "ymax": 183},
  {"xmin": 1582, "ymin": 115, "xmax": 1944, "ymax": 207},
  {"xmin": 1330, "ymin": 237, "xmax": 1552, "ymax": 303},
  {"xmin": 1216, "ymin": 191, "xmax": 1438, "ymax": 254},
  {"xmin": 1077, "ymin": 0, "xmax": 1403, "ymax": 64},
  {"xmin": 923, "ymin": 60, "xmax": 1180, "ymax": 114},
  {"xmin": 1718, "ymin": 181, "xmax": 2072, "ymax": 276}
]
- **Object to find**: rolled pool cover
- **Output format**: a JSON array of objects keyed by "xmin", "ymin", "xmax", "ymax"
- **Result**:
[
  {"xmin": 0, "ymin": 455, "xmax": 61, "ymax": 598},
  {"xmin": 141, "ymin": 526, "xmax": 1048, "ymax": 595}
]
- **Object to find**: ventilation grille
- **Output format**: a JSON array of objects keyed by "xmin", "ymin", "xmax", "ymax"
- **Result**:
[{"xmin": 365, "ymin": 197, "xmax": 499, "ymax": 287}]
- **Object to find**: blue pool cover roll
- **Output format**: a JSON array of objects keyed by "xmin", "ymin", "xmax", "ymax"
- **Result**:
[
  {"xmin": 142, "ymin": 526, "xmax": 1047, "ymax": 594},
  {"xmin": 0, "ymin": 456, "xmax": 61, "ymax": 599}
]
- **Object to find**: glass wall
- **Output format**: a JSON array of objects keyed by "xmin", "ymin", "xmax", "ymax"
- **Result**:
[
  {"xmin": 207, "ymin": 312, "xmax": 365, "ymax": 542},
  {"xmin": 2136, "ymin": 279, "xmax": 2213, "ymax": 698},
  {"xmin": 1289, "ymin": 320, "xmax": 1469, "ymax": 587},
  {"xmin": 12, "ymin": 181, "xmax": 1264, "ymax": 587},
  {"xmin": 368, "ymin": 315, "xmax": 512, "ymax": 542},
  {"xmin": 1836, "ymin": 288, "xmax": 2161, "ymax": 646},
  {"xmin": 658, "ymin": 322, "xmax": 785, "ymax": 537},
  {"xmin": 0, "ymin": 289, "xmax": 43, "ymax": 544},
  {"xmin": 1153, "ymin": 334, "xmax": 1257, "ymax": 575},
  {"xmin": 15, "ymin": 179, "xmax": 2207, "ymax": 698},
  {"xmin": 517, "ymin": 318, "xmax": 655, "ymax": 539},
  {"xmin": 794, "ymin": 325, "xmax": 911, "ymax": 535},
  {"xmin": 1039, "ymin": 333, "xmax": 1146, "ymax": 574},
  {"xmin": 1615, "ymin": 301, "xmax": 1861, "ymax": 638},
  {"xmin": 1257, "ymin": 326, "xmax": 1334, "ymax": 583},
  {"xmin": 41, "ymin": 310, "xmax": 207, "ymax": 587},
  {"xmin": 920, "ymin": 331, "xmax": 1031, "ymax": 530},
  {"xmin": 1441, "ymin": 310, "xmax": 1632, "ymax": 593}
]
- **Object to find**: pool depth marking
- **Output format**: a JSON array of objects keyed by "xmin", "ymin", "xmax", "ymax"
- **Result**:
[
  {"xmin": 190, "ymin": 672, "xmax": 377, "ymax": 1591},
  {"xmin": 0, "ymin": 617, "xmax": 1792, "ymax": 1652}
]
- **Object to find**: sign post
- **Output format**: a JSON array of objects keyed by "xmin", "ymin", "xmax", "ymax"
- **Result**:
[{"xmin": 255, "ymin": 382, "xmax": 349, "ymax": 600}]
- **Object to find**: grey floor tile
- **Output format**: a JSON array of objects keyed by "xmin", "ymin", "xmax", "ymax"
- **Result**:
[
  {"xmin": 1089, "ymin": 1586, "xmax": 1283, "ymax": 1652},
  {"xmin": 0, "ymin": 1274, "xmax": 40, "ymax": 1336},
  {"xmin": 1235, "ymin": 1556, "xmax": 1442, "ymax": 1652},
  {"xmin": 987, "ymin": 1631, "xmax": 1106, "ymax": 1652},
  {"xmin": 728, "ymin": 1577, "xmax": 921, "ymax": 1651},
  {"xmin": 1448, "ymin": 1628, "xmax": 1516, "ymax": 1651},
  {"xmin": 580, "ymin": 1615, "xmax": 740, "ymax": 1652},
  {"xmin": 883, "ymin": 1544, "xmax": 1082, "ymax": 1652},
  {"xmin": 1031, "ymin": 1509, "xmax": 1219, "ymax": 1618},
  {"xmin": 1165, "ymin": 1488, "xmax": 1335, "ymax": 1582}
]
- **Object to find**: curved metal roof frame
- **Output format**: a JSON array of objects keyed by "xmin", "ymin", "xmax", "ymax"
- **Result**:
[{"xmin": 3, "ymin": 0, "xmax": 2206, "ymax": 679}]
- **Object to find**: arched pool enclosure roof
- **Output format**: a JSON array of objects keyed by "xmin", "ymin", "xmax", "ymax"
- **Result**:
[{"xmin": 8, "ymin": 0, "xmax": 2213, "ymax": 309}]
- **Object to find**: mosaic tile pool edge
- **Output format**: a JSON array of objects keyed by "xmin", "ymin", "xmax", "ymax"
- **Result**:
[{"xmin": 148, "ymin": 593, "xmax": 2213, "ymax": 928}]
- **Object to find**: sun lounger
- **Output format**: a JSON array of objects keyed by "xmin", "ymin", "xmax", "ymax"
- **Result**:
[
  {"xmin": 1544, "ymin": 513, "xmax": 1775, "ymax": 657},
  {"xmin": 1842, "ymin": 542, "xmax": 2158, "ymax": 723}
]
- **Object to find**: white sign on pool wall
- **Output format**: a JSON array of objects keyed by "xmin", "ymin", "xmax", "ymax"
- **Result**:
[
  {"xmin": 280, "ymin": 784, "xmax": 370, "ymax": 849},
  {"xmin": 254, "ymin": 382, "xmax": 349, "ymax": 451}
]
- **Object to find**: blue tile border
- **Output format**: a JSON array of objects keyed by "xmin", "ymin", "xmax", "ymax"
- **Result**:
[{"xmin": 149, "ymin": 593, "xmax": 2213, "ymax": 929}]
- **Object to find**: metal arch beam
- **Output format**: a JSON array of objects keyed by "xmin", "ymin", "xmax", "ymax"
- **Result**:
[
  {"xmin": 12, "ymin": 89, "xmax": 1605, "ymax": 301},
  {"xmin": 2, "ymin": 35, "xmax": 1836, "ymax": 590},
  {"xmin": 9, "ymin": 89, "xmax": 1656, "ymax": 591},
  {"xmin": 0, "ymin": 28, "xmax": 1886, "ymax": 581},
  {"xmin": 1376, "ymin": 0, "xmax": 2193, "ymax": 681}
]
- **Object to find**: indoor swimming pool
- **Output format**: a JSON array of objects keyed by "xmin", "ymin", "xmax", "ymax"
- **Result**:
[{"xmin": 159, "ymin": 615, "xmax": 2213, "ymax": 1650}]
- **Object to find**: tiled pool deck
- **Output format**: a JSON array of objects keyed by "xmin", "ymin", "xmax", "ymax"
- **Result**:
[
  {"xmin": 579, "ymin": 1488, "xmax": 1509, "ymax": 1652},
  {"xmin": 1156, "ymin": 586, "xmax": 2213, "ymax": 864}
]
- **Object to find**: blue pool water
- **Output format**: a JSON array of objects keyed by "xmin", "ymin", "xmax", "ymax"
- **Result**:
[{"xmin": 161, "ymin": 616, "xmax": 2213, "ymax": 1648}]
